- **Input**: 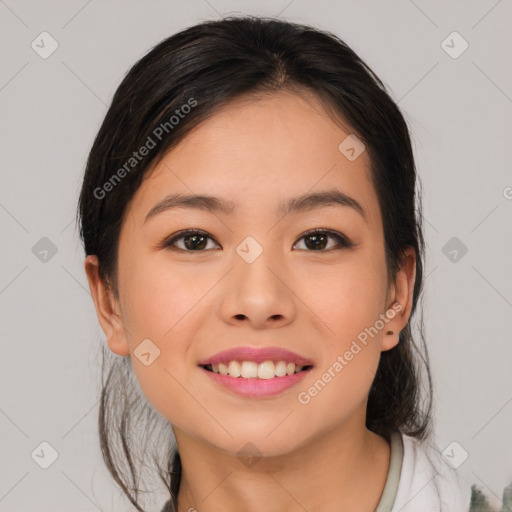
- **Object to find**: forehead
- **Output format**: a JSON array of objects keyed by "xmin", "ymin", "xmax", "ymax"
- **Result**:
[{"xmin": 128, "ymin": 90, "xmax": 380, "ymax": 227}]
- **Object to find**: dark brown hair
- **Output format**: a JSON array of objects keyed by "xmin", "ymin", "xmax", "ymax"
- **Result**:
[{"xmin": 77, "ymin": 15, "xmax": 433, "ymax": 512}]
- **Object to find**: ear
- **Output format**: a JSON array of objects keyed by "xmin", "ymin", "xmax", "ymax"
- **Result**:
[
  {"xmin": 84, "ymin": 255, "xmax": 130, "ymax": 356},
  {"xmin": 381, "ymin": 246, "xmax": 416, "ymax": 352}
]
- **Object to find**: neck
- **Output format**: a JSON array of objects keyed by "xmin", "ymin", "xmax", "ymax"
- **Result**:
[{"xmin": 174, "ymin": 417, "xmax": 390, "ymax": 512}]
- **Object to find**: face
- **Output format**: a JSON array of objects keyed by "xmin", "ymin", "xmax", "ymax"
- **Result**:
[{"xmin": 86, "ymin": 89, "xmax": 414, "ymax": 458}]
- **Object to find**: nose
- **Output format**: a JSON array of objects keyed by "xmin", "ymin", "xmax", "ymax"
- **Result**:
[{"xmin": 219, "ymin": 247, "xmax": 296, "ymax": 330}]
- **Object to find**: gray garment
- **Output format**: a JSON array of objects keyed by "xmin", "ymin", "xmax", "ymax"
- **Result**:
[{"xmin": 375, "ymin": 430, "xmax": 404, "ymax": 512}]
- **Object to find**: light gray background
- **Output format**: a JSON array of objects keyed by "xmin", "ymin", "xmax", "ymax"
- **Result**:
[{"xmin": 1, "ymin": 1, "xmax": 511, "ymax": 511}]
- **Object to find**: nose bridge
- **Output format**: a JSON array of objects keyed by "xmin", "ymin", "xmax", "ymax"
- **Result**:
[
  {"xmin": 234, "ymin": 234, "xmax": 282, "ymax": 296},
  {"xmin": 221, "ymin": 234, "xmax": 294, "ymax": 327}
]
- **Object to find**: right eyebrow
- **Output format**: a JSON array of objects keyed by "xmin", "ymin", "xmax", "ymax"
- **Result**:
[{"xmin": 143, "ymin": 194, "xmax": 236, "ymax": 224}]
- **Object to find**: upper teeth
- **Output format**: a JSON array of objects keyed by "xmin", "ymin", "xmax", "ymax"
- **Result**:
[{"xmin": 209, "ymin": 361, "xmax": 304, "ymax": 379}]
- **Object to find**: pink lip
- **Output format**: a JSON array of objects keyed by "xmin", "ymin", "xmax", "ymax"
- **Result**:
[
  {"xmin": 197, "ymin": 346, "xmax": 314, "ymax": 366},
  {"xmin": 200, "ymin": 366, "xmax": 312, "ymax": 398}
]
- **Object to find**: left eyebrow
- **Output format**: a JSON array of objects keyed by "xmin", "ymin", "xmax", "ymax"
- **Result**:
[
  {"xmin": 276, "ymin": 190, "xmax": 367, "ymax": 222},
  {"xmin": 143, "ymin": 189, "xmax": 367, "ymax": 225}
]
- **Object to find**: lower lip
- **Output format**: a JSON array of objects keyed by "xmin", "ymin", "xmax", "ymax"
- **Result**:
[{"xmin": 199, "ymin": 366, "xmax": 312, "ymax": 398}]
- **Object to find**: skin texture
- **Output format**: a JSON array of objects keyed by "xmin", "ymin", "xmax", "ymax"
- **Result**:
[{"xmin": 85, "ymin": 89, "xmax": 416, "ymax": 512}]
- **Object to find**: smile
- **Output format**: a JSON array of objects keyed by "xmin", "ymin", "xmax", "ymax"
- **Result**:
[{"xmin": 201, "ymin": 360, "xmax": 313, "ymax": 379}]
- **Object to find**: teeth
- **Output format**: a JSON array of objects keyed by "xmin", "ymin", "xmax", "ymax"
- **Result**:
[
  {"xmin": 258, "ymin": 361, "xmax": 275, "ymax": 379},
  {"xmin": 241, "ymin": 361, "xmax": 258, "ymax": 378},
  {"xmin": 228, "ymin": 361, "xmax": 241, "ymax": 378},
  {"xmin": 207, "ymin": 360, "xmax": 308, "ymax": 378},
  {"xmin": 275, "ymin": 361, "xmax": 287, "ymax": 377}
]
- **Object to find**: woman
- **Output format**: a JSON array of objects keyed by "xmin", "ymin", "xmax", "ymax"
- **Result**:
[{"xmin": 77, "ymin": 16, "xmax": 473, "ymax": 512}]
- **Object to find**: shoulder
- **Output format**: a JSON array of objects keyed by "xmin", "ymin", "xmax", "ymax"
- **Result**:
[{"xmin": 391, "ymin": 432, "xmax": 472, "ymax": 512}]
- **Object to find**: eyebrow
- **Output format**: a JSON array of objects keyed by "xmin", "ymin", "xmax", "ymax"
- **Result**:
[{"xmin": 143, "ymin": 189, "xmax": 367, "ymax": 224}]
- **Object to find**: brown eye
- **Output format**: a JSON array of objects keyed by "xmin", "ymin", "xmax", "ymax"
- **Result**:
[
  {"xmin": 293, "ymin": 229, "xmax": 354, "ymax": 251},
  {"xmin": 162, "ymin": 230, "xmax": 220, "ymax": 251}
]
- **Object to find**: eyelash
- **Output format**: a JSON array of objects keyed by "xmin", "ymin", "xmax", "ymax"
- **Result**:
[{"xmin": 160, "ymin": 228, "xmax": 355, "ymax": 252}]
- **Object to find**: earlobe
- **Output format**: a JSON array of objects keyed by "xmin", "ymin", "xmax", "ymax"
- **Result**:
[
  {"xmin": 381, "ymin": 305, "xmax": 401, "ymax": 351},
  {"xmin": 84, "ymin": 255, "xmax": 131, "ymax": 357},
  {"xmin": 381, "ymin": 247, "xmax": 417, "ymax": 351}
]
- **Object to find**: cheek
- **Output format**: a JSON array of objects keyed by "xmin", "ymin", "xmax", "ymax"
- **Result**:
[
  {"xmin": 292, "ymin": 246, "xmax": 388, "ymax": 407},
  {"xmin": 296, "ymin": 246, "xmax": 389, "ymax": 344},
  {"xmin": 118, "ymin": 254, "xmax": 213, "ymax": 423},
  {"xmin": 122, "ymin": 295, "xmax": 198, "ymax": 431},
  {"xmin": 120, "ymin": 252, "xmax": 206, "ymax": 343},
  {"xmin": 293, "ymin": 257, "xmax": 388, "ymax": 421}
]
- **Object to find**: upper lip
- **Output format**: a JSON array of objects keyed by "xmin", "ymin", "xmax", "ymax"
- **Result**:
[{"xmin": 198, "ymin": 346, "xmax": 314, "ymax": 367}]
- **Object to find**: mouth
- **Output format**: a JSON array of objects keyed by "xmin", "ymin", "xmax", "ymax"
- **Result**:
[
  {"xmin": 200, "ymin": 361, "xmax": 314, "ymax": 379},
  {"xmin": 198, "ymin": 347, "xmax": 314, "ymax": 398},
  {"xmin": 197, "ymin": 346, "xmax": 314, "ymax": 380}
]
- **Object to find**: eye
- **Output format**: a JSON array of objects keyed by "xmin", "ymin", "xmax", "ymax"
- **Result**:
[
  {"xmin": 293, "ymin": 228, "xmax": 355, "ymax": 251},
  {"xmin": 161, "ymin": 229, "xmax": 221, "ymax": 252}
]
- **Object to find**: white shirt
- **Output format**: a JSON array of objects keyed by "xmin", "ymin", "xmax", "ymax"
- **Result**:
[{"xmin": 376, "ymin": 430, "xmax": 472, "ymax": 512}]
